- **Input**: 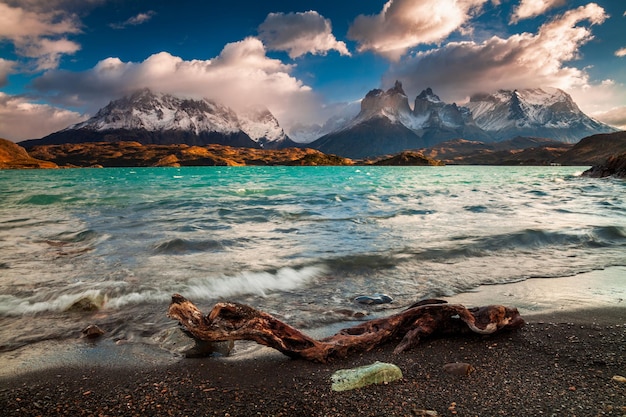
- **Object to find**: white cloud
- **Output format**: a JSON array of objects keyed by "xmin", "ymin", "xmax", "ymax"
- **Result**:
[
  {"xmin": 0, "ymin": 3, "xmax": 80, "ymax": 39},
  {"xmin": 18, "ymin": 37, "xmax": 81, "ymax": 70},
  {"xmin": 0, "ymin": 58, "xmax": 16, "ymax": 87},
  {"xmin": 30, "ymin": 37, "xmax": 322, "ymax": 133},
  {"xmin": 616, "ymin": 47, "xmax": 626, "ymax": 57},
  {"xmin": 566, "ymin": 78, "xmax": 626, "ymax": 124},
  {"xmin": 0, "ymin": 93, "xmax": 85, "ymax": 141},
  {"xmin": 110, "ymin": 11, "xmax": 156, "ymax": 30},
  {"xmin": 258, "ymin": 11, "xmax": 350, "ymax": 59},
  {"xmin": 0, "ymin": 2, "xmax": 81, "ymax": 71},
  {"xmin": 383, "ymin": 3, "xmax": 609, "ymax": 104},
  {"xmin": 510, "ymin": 0, "xmax": 566, "ymax": 23},
  {"xmin": 592, "ymin": 106, "xmax": 626, "ymax": 130},
  {"xmin": 348, "ymin": 0, "xmax": 488, "ymax": 61}
]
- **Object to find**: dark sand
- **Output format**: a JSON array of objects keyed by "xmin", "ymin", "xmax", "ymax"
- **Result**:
[{"xmin": 1, "ymin": 306, "xmax": 625, "ymax": 416}]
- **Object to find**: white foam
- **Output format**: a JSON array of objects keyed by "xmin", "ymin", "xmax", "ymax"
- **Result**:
[
  {"xmin": 0, "ymin": 289, "xmax": 107, "ymax": 315},
  {"xmin": 184, "ymin": 266, "xmax": 326, "ymax": 300}
]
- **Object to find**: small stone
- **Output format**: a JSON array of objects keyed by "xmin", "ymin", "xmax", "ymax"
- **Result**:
[
  {"xmin": 612, "ymin": 375, "xmax": 626, "ymax": 383},
  {"xmin": 66, "ymin": 295, "xmax": 105, "ymax": 312},
  {"xmin": 331, "ymin": 361, "xmax": 402, "ymax": 391},
  {"xmin": 354, "ymin": 293, "xmax": 393, "ymax": 305},
  {"xmin": 443, "ymin": 362, "xmax": 475, "ymax": 376},
  {"xmin": 81, "ymin": 324, "xmax": 105, "ymax": 338},
  {"xmin": 412, "ymin": 409, "xmax": 439, "ymax": 416}
]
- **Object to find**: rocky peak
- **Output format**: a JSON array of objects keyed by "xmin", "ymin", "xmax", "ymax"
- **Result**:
[
  {"xmin": 358, "ymin": 80, "xmax": 412, "ymax": 123},
  {"xmin": 416, "ymin": 88, "xmax": 442, "ymax": 103},
  {"xmin": 388, "ymin": 80, "xmax": 407, "ymax": 96}
]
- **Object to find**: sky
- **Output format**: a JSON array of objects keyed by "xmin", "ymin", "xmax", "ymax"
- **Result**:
[{"xmin": 0, "ymin": 0, "xmax": 625, "ymax": 142}]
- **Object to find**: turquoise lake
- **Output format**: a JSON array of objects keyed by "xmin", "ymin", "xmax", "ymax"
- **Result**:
[{"xmin": 1, "ymin": 166, "xmax": 625, "ymax": 351}]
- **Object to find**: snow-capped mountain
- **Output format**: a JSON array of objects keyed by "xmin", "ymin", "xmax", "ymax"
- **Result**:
[
  {"xmin": 465, "ymin": 88, "xmax": 616, "ymax": 143},
  {"xmin": 310, "ymin": 81, "xmax": 489, "ymax": 158},
  {"xmin": 70, "ymin": 88, "xmax": 242, "ymax": 134},
  {"xmin": 22, "ymin": 89, "xmax": 296, "ymax": 149},
  {"xmin": 238, "ymin": 106, "xmax": 297, "ymax": 149},
  {"xmin": 309, "ymin": 82, "xmax": 617, "ymax": 158}
]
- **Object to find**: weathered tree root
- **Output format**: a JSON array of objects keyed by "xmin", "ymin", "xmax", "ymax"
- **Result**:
[{"xmin": 168, "ymin": 294, "xmax": 525, "ymax": 363}]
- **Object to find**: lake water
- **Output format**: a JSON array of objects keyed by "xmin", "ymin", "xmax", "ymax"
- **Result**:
[{"xmin": 1, "ymin": 166, "xmax": 625, "ymax": 353}]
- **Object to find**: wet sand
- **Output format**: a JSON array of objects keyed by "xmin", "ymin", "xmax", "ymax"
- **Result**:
[{"xmin": 1, "ymin": 268, "xmax": 625, "ymax": 416}]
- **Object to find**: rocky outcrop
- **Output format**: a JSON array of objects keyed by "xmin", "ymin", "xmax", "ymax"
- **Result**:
[
  {"xmin": 582, "ymin": 152, "xmax": 626, "ymax": 178},
  {"xmin": 370, "ymin": 151, "xmax": 444, "ymax": 166},
  {"xmin": 0, "ymin": 138, "xmax": 57, "ymax": 169},
  {"xmin": 27, "ymin": 141, "xmax": 353, "ymax": 167}
]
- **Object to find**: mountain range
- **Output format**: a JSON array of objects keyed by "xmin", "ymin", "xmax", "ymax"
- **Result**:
[
  {"xmin": 20, "ymin": 89, "xmax": 298, "ymax": 150},
  {"xmin": 20, "ymin": 83, "xmax": 618, "ymax": 159},
  {"xmin": 309, "ymin": 81, "xmax": 616, "ymax": 159}
]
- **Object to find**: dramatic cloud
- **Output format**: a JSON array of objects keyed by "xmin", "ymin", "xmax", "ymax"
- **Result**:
[
  {"xmin": 383, "ymin": 3, "xmax": 608, "ymax": 103},
  {"xmin": 110, "ymin": 11, "xmax": 157, "ymax": 30},
  {"xmin": 0, "ymin": 59, "xmax": 15, "ymax": 87},
  {"xmin": 258, "ymin": 11, "xmax": 350, "ymax": 58},
  {"xmin": 348, "ymin": 0, "xmax": 487, "ymax": 61},
  {"xmin": 593, "ymin": 106, "xmax": 626, "ymax": 130},
  {"xmin": 0, "ymin": 93, "xmax": 85, "ymax": 141},
  {"xmin": 31, "ymin": 37, "xmax": 321, "ymax": 131},
  {"xmin": 616, "ymin": 47, "xmax": 626, "ymax": 58},
  {"xmin": 1, "ymin": 0, "xmax": 105, "ymax": 13},
  {"xmin": 510, "ymin": 0, "xmax": 566, "ymax": 23},
  {"xmin": 0, "ymin": 2, "xmax": 81, "ymax": 70}
]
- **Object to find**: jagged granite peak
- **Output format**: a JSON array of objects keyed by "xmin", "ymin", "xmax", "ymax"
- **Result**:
[
  {"xmin": 466, "ymin": 87, "xmax": 617, "ymax": 142},
  {"xmin": 416, "ymin": 87, "xmax": 442, "ymax": 103},
  {"xmin": 412, "ymin": 87, "xmax": 474, "ymax": 130},
  {"xmin": 354, "ymin": 80, "xmax": 412, "ymax": 126}
]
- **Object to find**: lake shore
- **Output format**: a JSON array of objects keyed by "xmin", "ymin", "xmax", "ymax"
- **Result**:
[{"xmin": 1, "ymin": 267, "xmax": 625, "ymax": 416}]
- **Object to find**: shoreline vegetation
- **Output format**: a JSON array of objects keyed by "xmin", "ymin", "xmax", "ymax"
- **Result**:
[{"xmin": 1, "ymin": 268, "xmax": 624, "ymax": 416}]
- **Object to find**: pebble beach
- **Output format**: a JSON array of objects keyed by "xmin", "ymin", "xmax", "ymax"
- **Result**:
[{"xmin": 1, "ymin": 269, "xmax": 625, "ymax": 416}]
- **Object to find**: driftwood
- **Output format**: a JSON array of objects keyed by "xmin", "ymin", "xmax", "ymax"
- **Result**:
[{"xmin": 168, "ymin": 294, "xmax": 525, "ymax": 363}]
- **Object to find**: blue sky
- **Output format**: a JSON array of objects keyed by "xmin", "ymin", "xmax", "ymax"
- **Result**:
[{"xmin": 0, "ymin": 0, "xmax": 625, "ymax": 141}]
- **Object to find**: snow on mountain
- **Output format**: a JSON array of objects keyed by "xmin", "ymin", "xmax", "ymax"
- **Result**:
[
  {"xmin": 465, "ymin": 88, "xmax": 617, "ymax": 142},
  {"xmin": 351, "ymin": 80, "xmax": 414, "ymax": 127},
  {"xmin": 69, "ymin": 89, "xmax": 242, "ymax": 135},
  {"xmin": 238, "ymin": 106, "xmax": 286, "ymax": 143},
  {"xmin": 236, "ymin": 106, "xmax": 299, "ymax": 149},
  {"xmin": 45, "ymin": 89, "xmax": 296, "ymax": 148}
]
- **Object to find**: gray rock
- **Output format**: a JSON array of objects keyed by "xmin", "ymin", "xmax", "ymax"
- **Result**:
[{"xmin": 81, "ymin": 324, "xmax": 105, "ymax": 339}]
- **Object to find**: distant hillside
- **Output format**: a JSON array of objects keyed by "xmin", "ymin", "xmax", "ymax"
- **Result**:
[
  {"xmin": 0, "ymin": 138, "xmax": 57, "ymax": 169},
  {"xmin": 27, "ymin": 142, "xmax": 353, "ymax": 167},
  {"xmin": 421, "ymin": 137, "xmax": 572, "ymax": 165},
  {"xmin": 555, "ymin": 131, "xmax": 626, "ymax": 165}
]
